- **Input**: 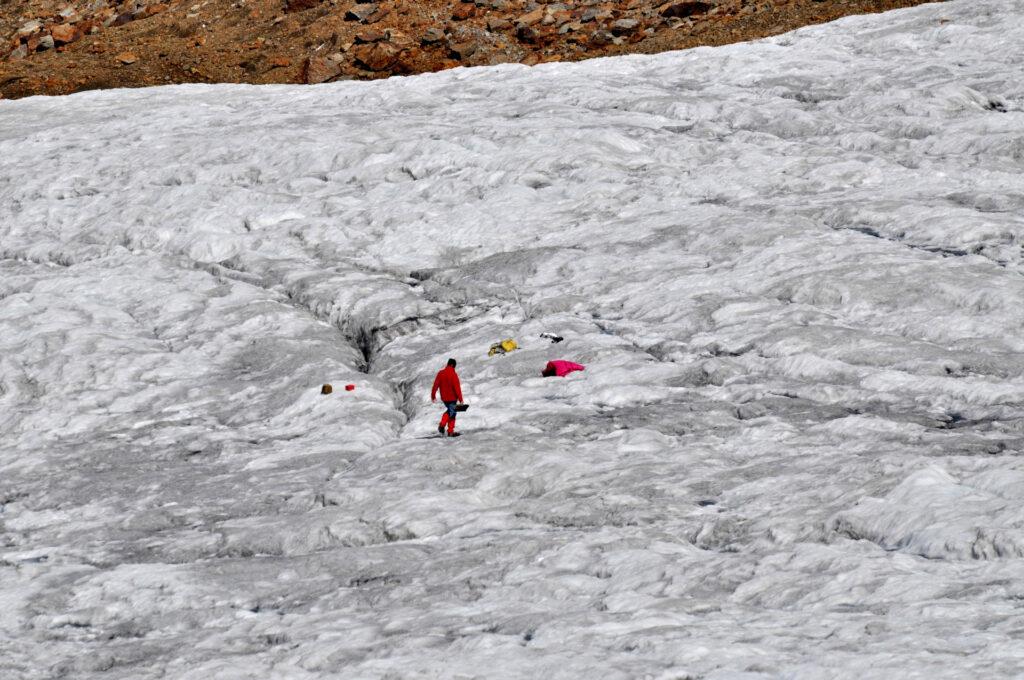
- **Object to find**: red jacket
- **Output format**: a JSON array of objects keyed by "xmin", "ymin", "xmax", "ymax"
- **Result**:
[{"xmin": 431, "ymin": 366, "xmax": 463, "ymax": 402}]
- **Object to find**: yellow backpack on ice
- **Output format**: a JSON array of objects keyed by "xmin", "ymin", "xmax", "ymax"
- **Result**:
[{"xmin": 488, "ymin": 339, "xmax": 518, "ymax": 356}]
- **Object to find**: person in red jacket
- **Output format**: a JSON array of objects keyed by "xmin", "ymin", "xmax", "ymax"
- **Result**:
[{"xmin": 431, "ymin": 358, "xmax": 464, "ymax": 437}]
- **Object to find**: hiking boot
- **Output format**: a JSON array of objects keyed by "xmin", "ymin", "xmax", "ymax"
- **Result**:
[
  {"xmin": 447, "ymin": 431, "xmax": 461, "ymax": 437},
  {"xmin": 438, "ymin": 425, "xmax": 445, "ymax": 435}
]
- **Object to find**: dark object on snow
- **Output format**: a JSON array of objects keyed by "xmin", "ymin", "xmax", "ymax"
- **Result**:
[
  {"xmin": 697, "ymin": 499, "xmax": 717, "ymax": 507},
  {"xmin": 345, "ymin": 384, "xmax": 356, "ymax": 391},
  {"xmin": 540, "ymin": 332, "xmax": 563, "ymax": 343},
  {"xmin": 455, "ymin": 403, "xmax": 469, "ymax": 412},
  {"xmin": 321, "ymin": 384, "xmax": 333, "ymax": 394}
]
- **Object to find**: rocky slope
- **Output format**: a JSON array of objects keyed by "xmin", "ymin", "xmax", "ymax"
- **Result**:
[{"xmin": 1, "ymin": 0, "xmax": 933, "ymax": 99}]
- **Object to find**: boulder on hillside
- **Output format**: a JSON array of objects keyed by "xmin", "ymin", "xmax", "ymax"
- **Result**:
[
  {"xmin": 386, "ymin": 29, "xmax": 415, "ymax": 49},
  {"xmin": 421, "ymin": 26, "xmax": 446, "ymax": 44},
  {"xmin": 284, "ymin": 0, "xmax": 320, "ymax": 12},
  {"xmin": 658, "ymin": 1, "xmax": 713, "ymax": 18},
  {"xmin": 611, "ymin": 18, "xmax": 640, "ymax": 35},
  {"xmin": 345, "ymin": 4, "xmax": 378, "ymax": 22},
  {"xmin": 302, "ymin": 54, "xmax": 344, "ymax": 83},
  {"xmin": 135, "ymin": 3, "xmax": 169, "ymax": 19},
  {"xmin": 17, "ymin": 21, "xmax": 43, "ymax": 38},
  {"xmin": 516, "ymin": 8, "xmax": 546, "ymax": 26},
  {"xmin": 550, "ymin": 10, "xmax": 573, "ymax": 27},
  {"xmin": 452, "ymin": 4, "xmax": 476, "ymax": 20},
  {"xmin": 50, "ymin": 24, "xmax": 78, "ymax": 45},
  {"xmin": 354, "ymin": 29, "xmax": 388, "ymax": 43},
  {"xmin": 96, "ymin": 8, "xmax": 116, "ymax": 26},
  {"xmin": 447, "ymin": 40, "xmax": 478, "ymax": 59},
  {"xmin": 367, "ymin": 6, "xmax": 390, "ymax": 23},
  {"xmin": 580, "ymin": 7, "xmax": 612, "ymax": 22},
  {"xmin": 588, "ymin": 28, "xmax": 614, "ymax": 46},
  {"xmin": 516, "ymin": 24, "xmax": 539, "ymax": 42},
  {"xmin": 352, "ymin": 41, "xmax": 401, "ymax": 70}
]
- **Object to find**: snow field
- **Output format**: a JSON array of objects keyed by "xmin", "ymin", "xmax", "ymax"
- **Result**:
[{"xmin": 2, "ymin": 0, "xmax": 1024, "ymax": 677}]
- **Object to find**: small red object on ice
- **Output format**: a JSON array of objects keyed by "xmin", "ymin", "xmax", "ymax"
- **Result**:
[{"xmin": 345, "ymin": 384, "xmax": 356, "ymax": 391}]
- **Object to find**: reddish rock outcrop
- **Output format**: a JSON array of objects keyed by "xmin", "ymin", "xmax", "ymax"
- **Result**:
[
  {"xmin": 302, "ymin": 54, "xmax": 344, "ymax": 82},
  {"xmin": 0, "ymin": 0, "xmax": 937, "ymax": 100},
  {"xmin": 352, "ymin": 40, "xmax": 401, "ymax": 70},
  {"xmin": 659, "ymin": 1, "xmax": 714, "ymax": 18}
]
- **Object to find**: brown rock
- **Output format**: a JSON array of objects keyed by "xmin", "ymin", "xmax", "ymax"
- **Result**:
[
  {"xmin": 321, "ymin": 383, "xmax": 333, "ymax": 394},
  {"xmin": 550, "ymin": 10, "xmax": 573, "ymax": 27},
  {"xmin": 421, "ymin": 26, "xmax": 446, "ymax": 44},
  {"xmin": 270, "ymin": 56, "xmax": 292, "ymax": 67},
  {"xmin": 516, "ymin": 25, "xmax": 539, "ymax": 42},
  {"xmin": 486, "ymin": 17, "xmax": 511, "ymax": 31},
  {"xmin": 17, "ymin": 21, "xmax": 42, "ymax": 38},
  {"xmin": 516, "ymin": 8, "xmax": 546, "ymax": 26},
  {"xmin": 588, "ymin": 29, "xmax": 614, "ymax": 46},
  {"xmin": 116, "ymin": 51, "xmax": 137, "ymax": 64},
  {"xmin": 345, "ymin": 4, "xmax": 378, "ymax": 21},
  {"xmin": 352, "ymin": 41, "xmax": 401, "ymax": 70},
  {"xmin": 387, "ymin": 30, "xmax": 416, "ymax": 49},
  {"xmin": 302, "ymin": 55, "xmax": 343, "ymax": 82},
  {"xmin": 50, "ymin": 24, "xmax": 77, "ymax": 45},
  {"xmin": 580, "ymin": 7, "xmax": 612, "ymax": 22},
  {"xmin": 658, "ymin": 1, "xmax": 713, "ymax": 18},
  {"xmin": 138, "ymin": 3, "xmax": 170, "ymax": 19},
  {"xmin": 77, "ymin": 20, "xmax": 99, "ymax": 37},
  {"xmin": 285, "ymin": 0, "xmax": 320, "ymax": 12},
  {"xmin": 611, "ymin": 18, "xmax": 640, "ymax": 35},
  {"xmin": 391, "ymin": 46, "xmax": 423, "ymax": 73},
  {"xmin": 447, "ymin": 40, "xmax": 477, "ymax": 59},
  {"xmin": 355, "ymin": 29, "xmax": 388, "ymax": 43},
  {"xmin": 452, "ymin": 4, "xmax": 476, "ymax": 20},
  {"xmin": 366, "ymin": 6, "xmax": 391, "ymax": 23}
]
